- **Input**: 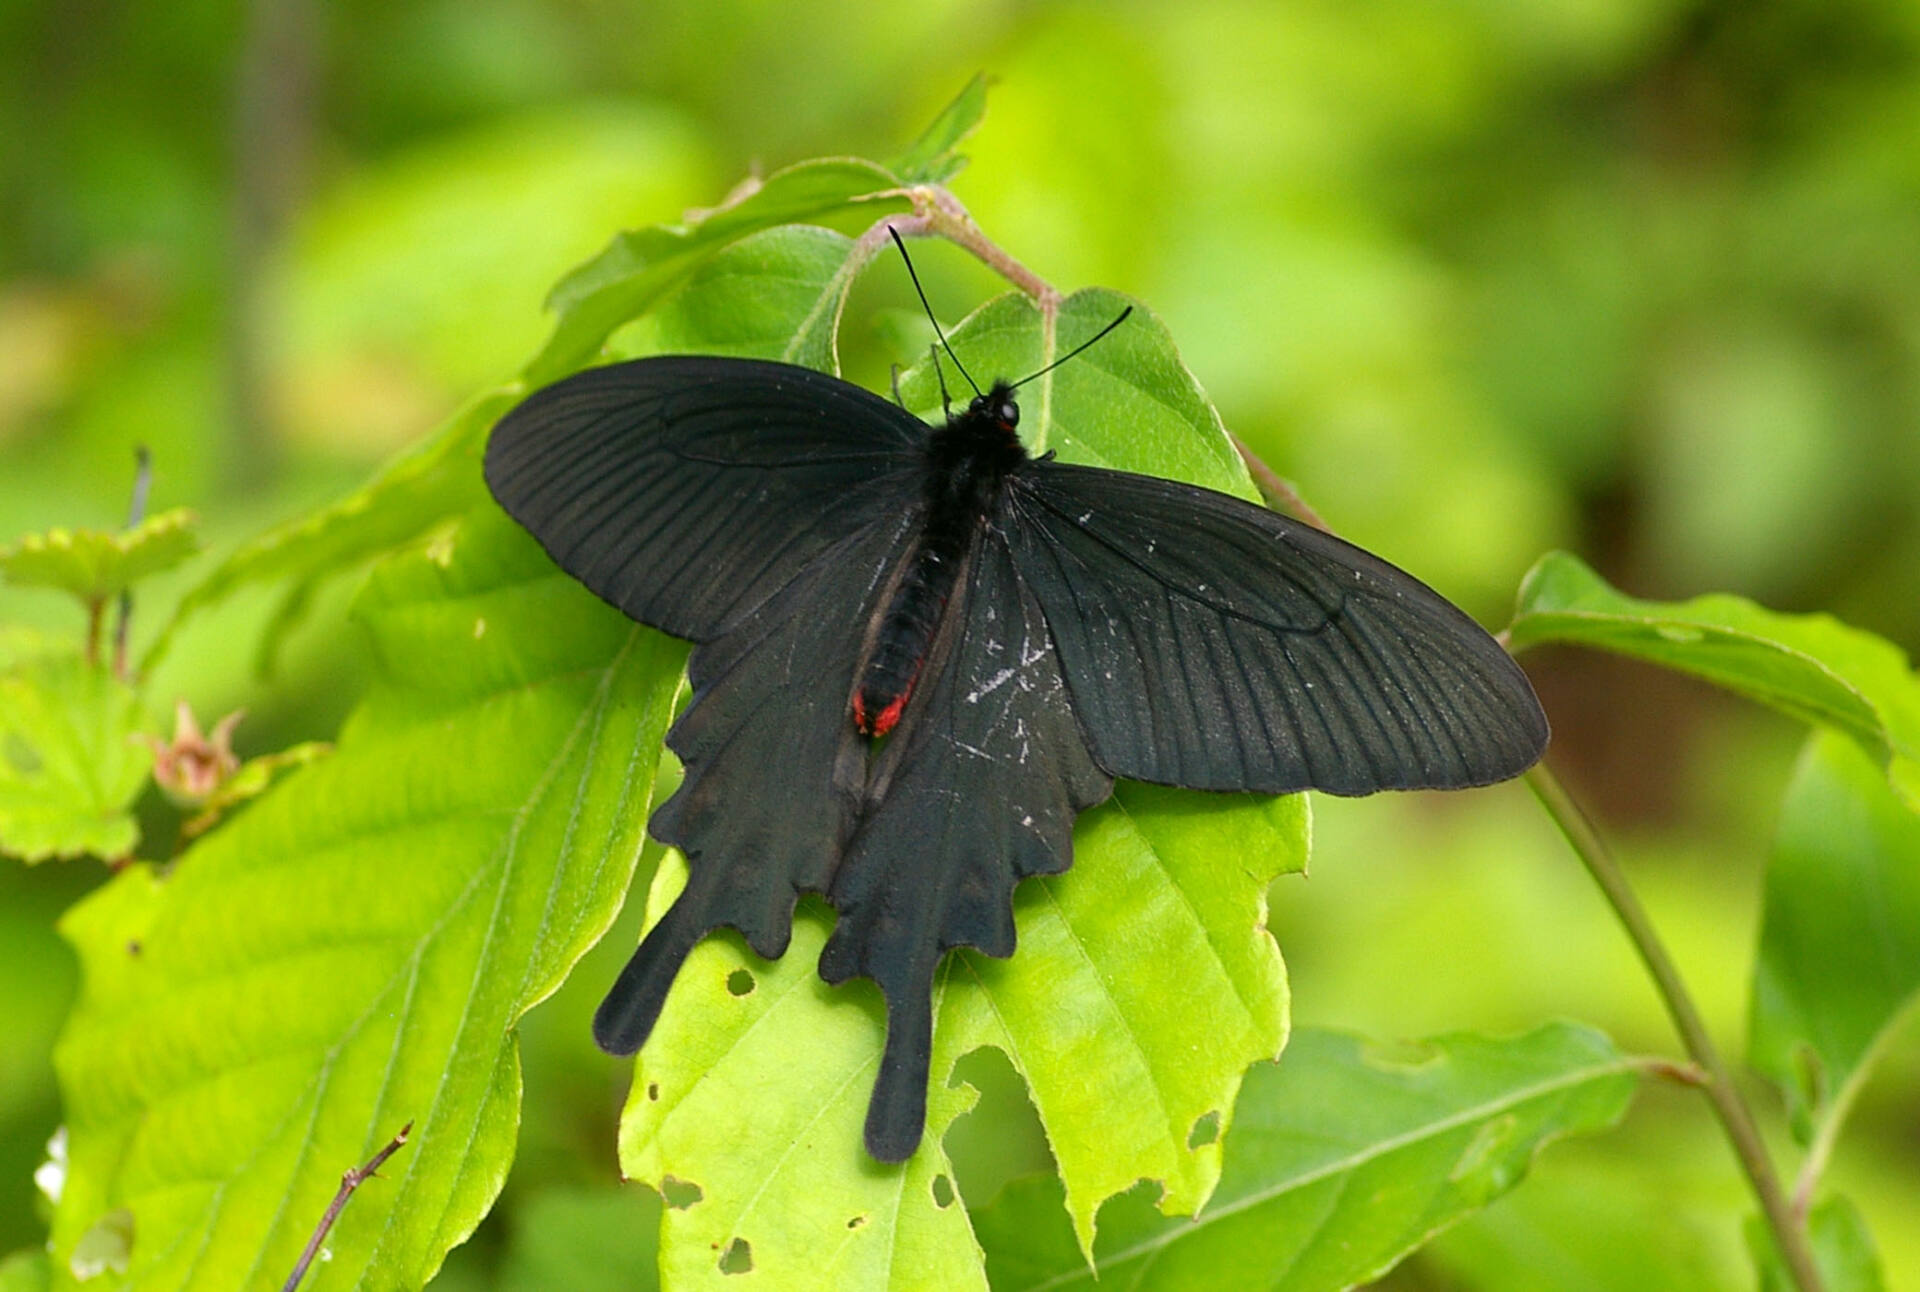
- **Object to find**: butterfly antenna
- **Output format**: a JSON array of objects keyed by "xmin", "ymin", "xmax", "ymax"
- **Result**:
[
  {"xmin": 890, "ymin": 226, "xmax": 981, "ymax": 397},
  {"xmin": 928, "ymin": 343, "xmax": 954, "ymax": 417},
  {"xmin": 1011, "ymin": 305, "xmax": 1134, "ymax": 390}
]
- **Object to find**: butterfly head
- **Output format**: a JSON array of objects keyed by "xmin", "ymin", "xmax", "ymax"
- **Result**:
[{"xmin": 968, "ymin": 383, "xmax": 1020, "ymax": 434}]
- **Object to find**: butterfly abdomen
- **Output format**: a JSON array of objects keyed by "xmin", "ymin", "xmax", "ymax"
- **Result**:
[
  {"xmin": 853, "ymin": 543, "xmax": 960, "ymax": 736},
  {"xmin": 852, "ymin": 386, "xmax": 1028, "ymax": 737}
]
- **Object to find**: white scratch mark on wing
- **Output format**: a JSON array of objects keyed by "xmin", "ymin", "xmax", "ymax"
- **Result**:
[{"xmin": 966, "ymin": 667, "xmax": 1018, "ymax": 703}]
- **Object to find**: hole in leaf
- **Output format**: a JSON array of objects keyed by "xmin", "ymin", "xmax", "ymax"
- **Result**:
[
  {"xmin": 1188, "ymin": 1111, "xmax": 1220, "ymax": 1149},
  {"xmin": 660, "ymin": 1175, "xmax": 703, "ymax": 1210},
  {"xmin": 726, "ymin": 968, "xmax": 755, "ymax": 996},
  {"xmin": 68, "ymin": 1207, "xmax": 134, "ymax": 1279},
  {"xmin": 646, "ymin": 1082, "xmax": 660, "ymax": 1102},
  {"xmin": 931, "ymin": 1174, "xmax": 955, "ymax": 1208},
  {"xmin": 847, "ymin": 1214, "xmax": 867, "ymax": 1230},
  {"xmin": 719, "ymin": 1237, "xmax": 752, "ymax": 1274}
]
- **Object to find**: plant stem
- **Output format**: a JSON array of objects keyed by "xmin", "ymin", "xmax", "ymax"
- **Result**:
[
  {"xmin": 282, "ymin": 1122, "xmax": 412, "ymax": 1292},
  {"xmin": 884, "ymin": 190, "xmax": 1065, "ymax": 450},
  {"xmin": 1527, "ymin": 765, "xmax": 1824, "ymax": 1292},
  {"xmin": 84, "ymin": 598, "xmax": 104, "ymax": 669},
  {"xmin": 1229, "ymin": 434, "xmax": 1329, "ymax": 530},
  {"xmin": 915, "ymin": 186, "xmax": 1059, "ymax": 309},
  {"xmin": 114, "ymin": 445, "xmax": 152, "ymax": 681}
]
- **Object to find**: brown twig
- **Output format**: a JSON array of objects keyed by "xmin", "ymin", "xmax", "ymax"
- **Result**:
[
  {"xmin": 282, "ymin": 1123, "xmax": 413, "ymax": 1292},
  {"xmin": 113, "ymin": 445, "xmax": 152, "ymax": 680},
  {"xmin": 1230, "ymin": 434, "xmax": 1329, "ymax": 530}
]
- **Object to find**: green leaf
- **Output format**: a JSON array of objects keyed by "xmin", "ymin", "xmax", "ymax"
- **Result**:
[
  {"xmin": 1746, "ymin": 1194, "xmax": 1885, "ymax": 1292},
  {"xmin": 891, "ymin": 75, "xmax": 991, "ymax": 185},
  {"xmin": 1507, "ymin": 551, "xmax": 1920, "ymax": 809},
  {"xmin": 526, "ymin": 158, "xmax": 911, "ymax": 384},
  {"xmin": 0, "ymin": 1249, "xmax": 51, "ymax": 1292},
  {"xmin": 1749, "ymin": 730, "xmax": 1920, "ymax": 1140},
  {"xmin": 0, "ymin": 510, "xmax": 201, "ymax": 605},
  {"xmin": 620, "ymin": 878, "xmax": 990, "ymax": 1291},
  {"xmin": 48, "ymin": 505, "xmax": 685, "ymax": 1289},
  {"xmin": 141, "ymin": 391, "xmax": 511, "ymax": 676},
  {"xmin": 619, "ymin": 788, "xmax": 1303, "ymax": 1289},
  {"xmin": 952, "ymin": 786, "xmax": 1304, "ymax": 1250},
  {"xmin": 974, "ymin": 1024, "xmax": 1640, "ymax": 1291},
  {"xmin": 621, "ymin": 225, "xmax": 867, "ymax": 373},
  {"xmin": 0, "ymin": 651, "xmax": 151, "ymax": 863},
  {"xmin": 897, "ymin": 289, "xmax": 1257, "ymax": 499}
]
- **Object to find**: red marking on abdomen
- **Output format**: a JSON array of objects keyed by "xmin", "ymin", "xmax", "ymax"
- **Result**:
[{"xmin": 868, "ymin": 691, "xmax": 910, "ymax": 736}]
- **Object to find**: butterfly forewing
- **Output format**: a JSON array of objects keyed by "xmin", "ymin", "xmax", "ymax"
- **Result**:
[
  {"xmin": 484, "ymin": 357, "xmax": 924, "ymax": 641},
  {"xmin": 1004, "ymin": 461, "xmax": 1548, "ymax": 795}
]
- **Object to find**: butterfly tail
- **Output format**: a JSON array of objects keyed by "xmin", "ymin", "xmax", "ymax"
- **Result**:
[
  {"xmin": 864, "ymin": 990, "xmax": 933, "ymax": 1163},
  {"xmin": 593, "ymin": 891, "xmax": 709, "ymax": 1055}
]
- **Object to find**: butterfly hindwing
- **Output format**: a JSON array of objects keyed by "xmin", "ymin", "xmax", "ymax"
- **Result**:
[
  {"xmin": 485, "ymin": 356, "xmax": 925, "ymax": 641},
  {"xmin": 592, "ymin": 507, "xmax": 925, "ymax": 1055},
  {"xmin": 819, "ymin": 528, "xmax": 1112, "ymax": 1161},
  {"xmin": 1004, "ymin": 460, "xmax": 1548, "ymax": 795}
]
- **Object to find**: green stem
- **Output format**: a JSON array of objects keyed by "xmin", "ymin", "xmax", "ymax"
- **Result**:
[{"xmin": 1527, "ymin": 765, "xmax": 1824, "ymax": 1292}]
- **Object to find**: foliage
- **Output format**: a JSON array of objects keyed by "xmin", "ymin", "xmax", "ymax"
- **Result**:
[
  {"xmin": 974, "ymin": 1025, "xmax": 1639, "ymax": 1290},
  {"xmin": 52, "ymin": 505, "xmax": 685, "ymax": 1287},
  {"xmin": 1511, "ymin": 552, "xmax": 1920, "ymax": 809},
  {"xmin": 1750, "ymin": 733, "xmax": 1920, "ymax": 1147},
  {"xmin": 0, "ymin": 512, "xmax": 201, "ymax": 608},
  {"xmin": 4, "ymin": 23, "xmax": 1920, "ymax": 1291},
  {"xmin": 0, "ymin": 635, "xmax": 150, "ymax": 863}
]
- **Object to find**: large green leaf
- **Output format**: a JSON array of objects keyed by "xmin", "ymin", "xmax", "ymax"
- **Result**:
[
  {"xmin": 48, "ymin": 505, "xmax": 684, "ymax": 1289},
  {"xmin": 620, "ymin": 224, "xmax": 866, "ymax": 373},
  {"xmin": 525, "ymin": 157, "xmax": 912, "ymax": 384},
  {"xmin": 1749, "ymin": 730, "xmax": 1920, "ymax": 1139},
  {"xmin": 140, "ymin": 391, "xmax": 511, "ymax": 676},
  {"xmin": 0, "ymin": 649, "xmax": 151, "ymax": 863},
  {"xmin": 974, "ymin": 1024, "xmax": 1640, "ymax": 1291},
  {"xmin": 620, "ymin": 789, "xmax": 1304, "ymax": 1289},
  {"xmin": 1507, "ymin": 551, "xmax": 1920, "ymax": 808},
  {"xmin": 620, "ymin": 874, "xmax": 991, "ymax": 1291}
]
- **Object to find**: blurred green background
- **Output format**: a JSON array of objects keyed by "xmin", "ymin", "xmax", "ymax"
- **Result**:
[{"xmin": 3, "ymin": 0, "xmax": 1917, "ymax": 1286}]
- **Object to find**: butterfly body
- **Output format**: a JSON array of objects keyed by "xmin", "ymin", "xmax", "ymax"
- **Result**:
[
  {"xmin": 484, "ymin": 349, "xmax": 1547, "ymax": 1163},
  {"xmin": 855, "ymin": 383, "xmax": 1026, "ymax": 736}
]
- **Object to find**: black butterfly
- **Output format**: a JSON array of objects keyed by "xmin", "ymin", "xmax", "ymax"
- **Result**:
[{"xmin": 483, "ymin": 265, "xmax": 1547, "ymax": 1164}]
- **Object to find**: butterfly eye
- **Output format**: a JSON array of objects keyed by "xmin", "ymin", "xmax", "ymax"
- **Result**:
[{"xmin": 998, "ymin": 401, "xmax": 1020, "ymax": 427}]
